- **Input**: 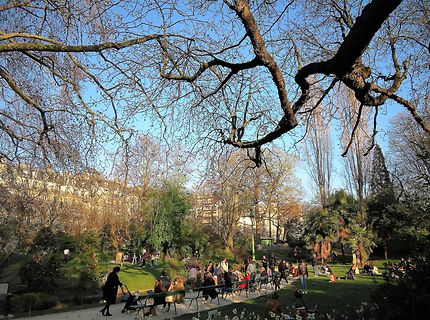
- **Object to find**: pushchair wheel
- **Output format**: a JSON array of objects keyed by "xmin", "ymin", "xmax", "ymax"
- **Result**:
[{"xmin": 122, "ymin": 309, "xmax": 125, "ymax": 313}]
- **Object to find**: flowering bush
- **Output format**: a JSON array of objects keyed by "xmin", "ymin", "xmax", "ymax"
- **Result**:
[
  {"xmin": 185, "ymin": 301, "xmax": 381, "ymax": 320},
  {"xmin": 319, "ymin": 302, "xmax": 377, "ymax": 320}
]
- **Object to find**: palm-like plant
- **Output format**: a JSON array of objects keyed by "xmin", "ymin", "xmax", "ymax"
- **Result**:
[{"xmin": 304, "ymin": 208, "xmax": 339, "ymax": 264}]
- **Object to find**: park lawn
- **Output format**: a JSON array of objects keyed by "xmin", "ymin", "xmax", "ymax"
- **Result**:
[
  {"xmin": 96, "ymin": 258, "xmax": 188, "ymax": 292},
  {"xmin": 175, "ymin": 264, "xmax": 384, "ymax": 320}
]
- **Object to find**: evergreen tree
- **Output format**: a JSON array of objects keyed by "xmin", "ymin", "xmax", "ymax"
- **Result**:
[
  {"xmin": 368, "ymin": 144, "xmax": 397, "ymax": 259},
  {"xmin": 147, "ymin": 179, "xmax": 191, "ymax": 253},
  {"xmin": 370, "ymin": 144, "xmax": 394, "ymax": 196}
]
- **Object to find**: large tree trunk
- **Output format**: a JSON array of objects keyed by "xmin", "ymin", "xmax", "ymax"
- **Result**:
[
  {"xmin": 254, "ymin": 168, "xmax": 262, "ymax": 242},
  {"xmin": 321, "ymin": 241, "xmax": 332, "ymax": 261},
  {"xmin": 225, "ymin": 190, "xmax": 239, "ymax": 253},
  {"xmin": 226, "ymin": 232, "xmax": 235, "ymax": 254},
  {"xmin": 268, "ymin": 193, "xmax": 273, "ymax": 238},
  {"xmin": 313, "ymin": 242, "xmax": 322, "ymax": 263}
]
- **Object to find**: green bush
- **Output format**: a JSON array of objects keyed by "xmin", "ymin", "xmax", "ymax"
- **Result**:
[
  {"xmin": 11, "ymin": 292, "xmax": 58, "ymax": 312},
  {"xmin": 61, "ymin": 252, "xmax": 99, "ymax": 290},
  {"xmin": 19, "ymin": 254, "xmax": 64, "ymax": 294},
  {"xmin": 372, "ymin": 254, "xmax": 430, "ymax": 319}
]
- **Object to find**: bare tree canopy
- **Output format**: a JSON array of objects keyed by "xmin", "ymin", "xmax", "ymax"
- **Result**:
[{"xmin": 1, "ymin": 0, "xmax": 429, "ymax": 167}]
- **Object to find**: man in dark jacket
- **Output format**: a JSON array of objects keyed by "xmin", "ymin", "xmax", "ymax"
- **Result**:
[{"xmin": 278, "ymin": 259, "xmax": 288, "ymax": 284}]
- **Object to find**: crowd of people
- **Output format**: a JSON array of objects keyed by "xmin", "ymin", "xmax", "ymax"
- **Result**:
[
  {"xmin": 103, "ymin": 250, "xmax": 393, "ymax": 317},
  {"xmin": 118, "ymin": 248, "xmax": 162, "ymax": 268},
  {"xmin": 184, "ymin": 256, "xmax": 305, "ymax": 289},
  {"xmin": 386, "ymin": 257, "xmax": 416, "ymax": 279}
]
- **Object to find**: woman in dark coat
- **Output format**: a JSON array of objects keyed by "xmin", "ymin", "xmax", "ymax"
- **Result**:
[
  {"xmin": 202, "ymin": 273, "xmax": 217, "ymax": 300},
  {"xmin": 100, "ymin": 266, "xmax": 123, "ymax": 316}
]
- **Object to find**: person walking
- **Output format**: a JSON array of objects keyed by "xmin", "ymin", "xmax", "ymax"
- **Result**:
[
  {"xmin": 298, "ymin": 260, "xmax": 309, "ymax": 294},
  {"xmin": 278, "ymin": 259, "xmax": 288, "ymax": 284},
  {"xmin": 100, "ymin": 266, "xmax": 123, "ymax": 316}
]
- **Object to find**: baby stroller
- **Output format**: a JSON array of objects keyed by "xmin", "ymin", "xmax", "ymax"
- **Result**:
[{"xmin": 121, "ymin": 285, "xmax": 138, "ymax": 313}]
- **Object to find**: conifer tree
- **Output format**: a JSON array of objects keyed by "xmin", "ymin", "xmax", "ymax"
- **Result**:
[
  {"xmin": 370, "ymin": 145, "xmax": 394, "ymax": 197},
  {"xmin": 368, "ymin": 144, "xmax": 397, "ymax": 259}
]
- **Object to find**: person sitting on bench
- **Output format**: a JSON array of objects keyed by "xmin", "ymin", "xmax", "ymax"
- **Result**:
[
  {"xmin": 202, "ymin": 273, "xmax": 217, "ymax": 301},
  {"xmin": 149, "ymin": 280, "xmax": 167, "ymax": 315}
]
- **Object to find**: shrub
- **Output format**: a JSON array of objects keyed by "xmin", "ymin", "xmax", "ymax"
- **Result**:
[
  {"xmin": 19, "ymin": 253, "xmax": 64, "ymax": 294},
  {"xmin": 372, "ymin": 254, "xmax": 430, "ymax": 319},
  {"xmin": 11, "ymin": 292, "xmax": 58, "ymax": 312}
]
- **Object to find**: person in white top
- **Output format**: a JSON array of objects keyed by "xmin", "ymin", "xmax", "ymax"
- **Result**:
[{"xmin": 220, "ymin": 258, "xmax": 229, "ymax": 273}]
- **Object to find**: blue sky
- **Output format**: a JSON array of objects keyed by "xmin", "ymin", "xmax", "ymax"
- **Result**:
[{"xmin": 75, "ymin": 1, "xmax": 411, "ymax": 203}]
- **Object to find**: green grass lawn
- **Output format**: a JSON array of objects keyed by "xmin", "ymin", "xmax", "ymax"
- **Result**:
[
  {"xmin": 175, "ymin": 264, "xmax": 384, "ymax": 320},
  {"xmin": 96, "ymin": 258, "xmax": 188, "ymax": 292}
]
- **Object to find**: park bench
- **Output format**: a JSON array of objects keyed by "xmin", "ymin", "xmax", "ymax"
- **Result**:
[
  {"xmin": 128, "ymin": 289, "xmax": 185, "ymax": 320},
  {"xmin": 256, "ymin": 275, "xmax": 269, "ymax": 292},
  {"xmin": 223, "ymin": 280, "xmax": 251, "ymax": 301},
  {"xmin": 185, "ymin": 284, "xmax": 225, "ymax": 310},
  {"xmin": 247, "ymin": 274, "xmax": 269, "ymax": 293}
]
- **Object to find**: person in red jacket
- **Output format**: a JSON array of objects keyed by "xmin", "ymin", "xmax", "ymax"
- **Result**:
[{"xmin": 237, "ymin": 271, "xmax": 251, "ymax": 290}]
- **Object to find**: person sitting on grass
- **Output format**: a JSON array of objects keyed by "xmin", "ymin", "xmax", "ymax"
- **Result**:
[
  {"xmin": 345, "ymin": 265, "xmax": 357, "ymax": 280},
  {"xmin": 320, "ymin": 264, "xmax": 331, "ymax": 276},
  {"xmin": 363, "ymin": 262, "xmax": 372, "ymax": 275},
  {"xmin": 372, "ymin": 264, "xmax": 381, "ymax": 275},
  {"xmin": 329, "ymin": 270, "xmax": 337, "ymax": 283}
]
